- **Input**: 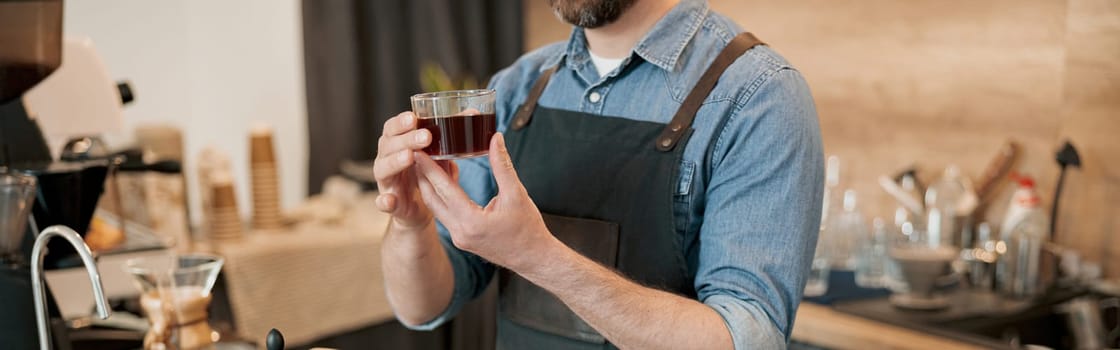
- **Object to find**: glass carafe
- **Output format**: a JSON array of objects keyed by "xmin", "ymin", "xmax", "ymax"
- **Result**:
[{"xmin": 125, "ymin": 254, "xmax": 223, "ymax": 350}]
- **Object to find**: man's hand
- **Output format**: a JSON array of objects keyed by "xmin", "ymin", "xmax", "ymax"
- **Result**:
[
  {"xmin": 373, "ymin": 111, "xmax": 458, "ymax": 230},
  {"xmin": 376, "ymin": 111, "xmax": 459, "ymax": 327},
  {"xmin": 412, "ymin": 132, "xmax": 560, "ymax": 271}
]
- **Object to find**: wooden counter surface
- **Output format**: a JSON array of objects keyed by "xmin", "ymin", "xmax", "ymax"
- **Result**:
[{"xmin": 791, "ymin": 303, "xmax": 988, "ymax": 350}]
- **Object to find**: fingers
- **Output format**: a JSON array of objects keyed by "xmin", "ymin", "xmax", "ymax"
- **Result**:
[
  {"xmin": 414, "ymin": 152, "xmax": 480, "ymax": 215},
  {"xmin": 488, "ymin": 133, "xmax": 524, "ymax": 196},
  {"xmin": 378, "ymin": 128, "xmax": 431, "ymax": 159},
  {"xmin": 373, "ymin": 150, "xmax": 411, "ymax": 185},
  {"xmin": 375, "ymin": 193, "xmax": 398, "ymax": 213},
  {"xmin": 374, "ymin": 130, "xmax": 431, "ymax": 183},
  {"xmin": 415, "ymin": 169, "xmax": 445, "ymax": 214},
  {"xmin": 383, "ymin": 112, "xmax": 417, "ymax": 136}
]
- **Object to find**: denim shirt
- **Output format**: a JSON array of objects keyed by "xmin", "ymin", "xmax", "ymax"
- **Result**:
[{"xmin": 405, "ymin": 0, "xmax": 824, "ymax": 347}]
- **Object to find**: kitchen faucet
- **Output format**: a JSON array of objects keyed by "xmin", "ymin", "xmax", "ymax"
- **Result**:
[{"xmin": 31, "ymin": 225, "xmax": 112, "ymax": 350}]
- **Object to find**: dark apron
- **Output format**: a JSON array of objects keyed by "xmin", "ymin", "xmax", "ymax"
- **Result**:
[{"xmin": 498, "ymin": 33, "xmax": 764, "ymax": 349}]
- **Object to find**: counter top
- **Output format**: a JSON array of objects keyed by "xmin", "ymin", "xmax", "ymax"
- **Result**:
[{"xmin": 792, "ymin": 302, "xmax": 987, "ymax": 350}]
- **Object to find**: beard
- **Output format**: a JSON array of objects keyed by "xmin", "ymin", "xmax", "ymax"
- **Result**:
[{"xmin": 548, "ymin": 0, "xmax": 638, "ymax": 29}]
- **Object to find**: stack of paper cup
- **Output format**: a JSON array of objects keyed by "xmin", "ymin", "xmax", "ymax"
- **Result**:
[
  {"xmin": 249, "ymin": 124, "xmax": 283, "ymax": 230},
  {"xmin": 208, "ymin": 171, "xmax": 243, "ymax": 242},
  {"xmin": 197, "ymin": 147, "xmax": 232, "ymax": 233}
]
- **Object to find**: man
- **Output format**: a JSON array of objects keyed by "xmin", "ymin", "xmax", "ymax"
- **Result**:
[{"xmin": 374, "ymin": 0, "xmax": 823, "ymax": 348}]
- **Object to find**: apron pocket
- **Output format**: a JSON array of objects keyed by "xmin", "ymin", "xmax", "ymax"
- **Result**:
[{"xmin": 499, "ymin": 213, "xmax": 619, "ymax": 344}]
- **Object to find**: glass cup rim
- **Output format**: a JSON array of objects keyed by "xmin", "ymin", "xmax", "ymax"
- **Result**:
[
  {"xmin": 410, "ymin": 89, "xmax": 495, "ymax": 102},
  {"xmin": 123, "ymin": 253, "xmax": 224, "ymax": 276},
  {"xmin": 0, "ymin": 170, "xmax": 37, "ymax": 187}
]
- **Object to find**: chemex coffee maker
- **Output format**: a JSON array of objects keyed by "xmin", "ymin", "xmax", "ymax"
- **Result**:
[{"xmin": 1, "ymin": 1, "xmax": 125, "ymax": 349}]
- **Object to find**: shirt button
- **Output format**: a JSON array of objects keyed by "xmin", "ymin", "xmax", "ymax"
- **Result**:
[{"xmin": 588, "ymin": 92, "xmax": 602, "ymax": 103}]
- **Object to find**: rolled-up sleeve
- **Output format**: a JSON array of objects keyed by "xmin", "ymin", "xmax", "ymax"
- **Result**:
[{"xmin": 694, "ymin": 68, "xmax": 824, "ymax": 348}]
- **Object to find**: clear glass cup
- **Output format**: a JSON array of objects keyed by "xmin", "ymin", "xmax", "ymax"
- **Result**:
[
  {"xmin": 410, "ymin": 89, "xmax": 497, "ymax": 160},
  {"xmin": 855, "ymin": 218, "xmax": 891, "ymax": 288},
  {"xmin": 823, "ymin": 189, "xmax": 867, "ymax": 270},
  {"xmin": 0, "ymin": 171, "xmax": 37, "ymax": 265},
  {"xmin": 124, "ymin": 254, "xmax": 224, "ymax": 350}
]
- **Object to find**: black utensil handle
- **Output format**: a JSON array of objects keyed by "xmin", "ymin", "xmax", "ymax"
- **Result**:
[{"xmin": 266, "ymin": 328, "xmax": 285, "ymax": 350}]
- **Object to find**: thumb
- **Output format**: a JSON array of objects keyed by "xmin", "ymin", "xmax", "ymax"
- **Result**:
[{"xmin": 488, "ymin": 132, "xmax": 523, "ymax": 195}]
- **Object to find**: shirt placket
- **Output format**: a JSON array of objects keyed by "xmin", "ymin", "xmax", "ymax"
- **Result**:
[{"xmin": 579, "ymin": 56, "xmax": 633, "ymax": 115}]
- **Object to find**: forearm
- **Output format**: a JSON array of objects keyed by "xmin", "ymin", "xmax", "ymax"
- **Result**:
[
  {"xmin": 514, "ymin": 238, "xmax": 733, "ymax": 350},
  {"xmin": 380, "ymin": 219, "xmax": 455, "ymax": 326}
]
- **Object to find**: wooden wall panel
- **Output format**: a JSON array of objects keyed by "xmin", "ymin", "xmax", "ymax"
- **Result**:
[
  {"xmin": 1058, "ymin": 0, "xmax": 1120, "ymax": 276},
  {"xmin": 525, "ymin": 0, "xmax": 1120, "ymax": 276}
]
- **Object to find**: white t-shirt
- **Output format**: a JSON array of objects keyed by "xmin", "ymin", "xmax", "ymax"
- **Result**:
[{"xmin": 589, "ymin": 51, "xmax": 626, "ymax": 78}]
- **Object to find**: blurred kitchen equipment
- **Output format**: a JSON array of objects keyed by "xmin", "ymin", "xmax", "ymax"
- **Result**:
[
  {"xmin": 824, "ymin": 189, "xmax": 867, "ymax": 269},
  {"xmin": 997, "ymin": 175, "xmax": 1049, "ymax": 298},
  {"xmin": 822, "ymin": 155, "xmax": 842, "ymax": 221},
  {"xmin": 0, "ymin": 171, "xmax": 37, "ymax": 263},
  {"xmin": 928, "ymin": 166, "xmax": 979, "ymax": 248},
  {"xmin": 23, "ymin": 37, "xmax": 128, "ymax": 145},
  {"xmin": 879, "ymin": 175, "xmax": 925, "ymax": 220},
  {"xmin": 925, "ymin": 186, "xmax": 951, "ymax": 249},
  {"xmin": 933, "ymin": 165, "xmax": 979, "ymax": 216},
  {"xmin": 974, "ymin": 141, "xmax": 1020, "ymax": 204},
  {"xmin": 32, "ymin": 225, "xmax": 112, "ymax": 350},
  {"xmin": 0, "ymin": 0, "xmax": 62, "ymax": 104},
  {"xmin": 124, "ymin": 253, "xmax": 224, "ymax": 350},
  {"xmin": 805, "ymin": 235, "xmax": 830, "ymax": 297},
  {"xmin": 888, "ymin": 237, "xmax": 958, "ymax": 310},
  {"xmin": 1051, "ymin": 141, "xmax": 1080, "ymax": 243},
  {"xmin": 59, "ymin": 136, "xmax": 112, "ymax": 161},
  {"xmin": 20, "ymin": 160, "xmax": 111, "ymax": 267},
  {"xmin": 892, "ymin": 167, "xmax": 926, "ymax": 195},
  {"xmin": 0, "ymin": 0, "xmax": 60, "ymax": 166},
  {"xmin": 1055, "ymin": 296, "xmax": 1120, "ymax": 350},
  {"xmin": 0, "ymin": 171, "xmax": 42, "ymax": 348},
  {"xmin": 856, "ymin": 218, "xmax": 891, "ymax": 288},
  {"xmin": 999, "ymin": 175, "xmax": 1044, "ymax": 240},
  {"xmin": 2, "ymin": 4, "xmax": 139, "ymax": 348},
  {"xmin": 810, "ymin": 155, "xmax": 842, "ymax": 295},
  {"xmin": 2, "ymin": 29, "xmax": 130, "ymax": 268},
  {"xmin": 1045, "ymin": 242, "xmax": 1105, "ymax": 287},
  {"xmin": 962, "ymin": 222, "xmax": 1000, "ymax": 290}
]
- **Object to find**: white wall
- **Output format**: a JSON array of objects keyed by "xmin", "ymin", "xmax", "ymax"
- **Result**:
[{"xmin": 63, "ymin": 0, "xmax": 308, "ymax": 224}]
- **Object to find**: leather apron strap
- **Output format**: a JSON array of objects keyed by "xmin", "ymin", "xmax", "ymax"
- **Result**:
[
  {"xmin": 656, "ymin": 32, "xmax": 763, "ymax": 151},
  {"xmin": 511, "ymin": 67, "xmax": 556, "ymax": 130}
]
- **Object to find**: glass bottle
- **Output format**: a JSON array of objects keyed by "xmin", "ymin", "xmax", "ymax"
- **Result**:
[{"xmin": 856, "ymin": 218, "xmax": 891, "ymax": 288}]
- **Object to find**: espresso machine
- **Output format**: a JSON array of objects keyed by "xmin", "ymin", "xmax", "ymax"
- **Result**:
[{"xmin": 1, "ymin": 1, "xmax": 118, "ymax": 348}]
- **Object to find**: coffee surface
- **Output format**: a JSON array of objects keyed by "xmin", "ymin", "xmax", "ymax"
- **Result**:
[{"xmin": 417, "ymin": 113, "xmax": 496, "ymax": 157}]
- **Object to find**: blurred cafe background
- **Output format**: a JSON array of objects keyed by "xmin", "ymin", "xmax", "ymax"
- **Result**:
[{"xmin": 0, "ymin": 0, "xmax": 1117, "ymax": 349}]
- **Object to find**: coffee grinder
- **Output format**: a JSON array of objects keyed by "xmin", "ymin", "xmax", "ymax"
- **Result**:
[{"xmin": 0, "ymin": 1, "xmax": 115, "ymax": 348}]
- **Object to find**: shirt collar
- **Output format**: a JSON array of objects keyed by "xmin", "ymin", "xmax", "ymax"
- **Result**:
[{"xmin": 543, "ymin": 0, "xmax": 710, "ymax": 73}]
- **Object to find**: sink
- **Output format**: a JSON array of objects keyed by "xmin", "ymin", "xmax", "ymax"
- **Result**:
[{"xmin": 832, "ymin": 287, "xmax": 1119, "ymax": 349}]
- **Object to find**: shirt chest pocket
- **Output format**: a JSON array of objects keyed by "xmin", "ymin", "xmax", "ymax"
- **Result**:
[{"xmin": 675, "ymin": 160, "xmax": 696, "ymax": 201}]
